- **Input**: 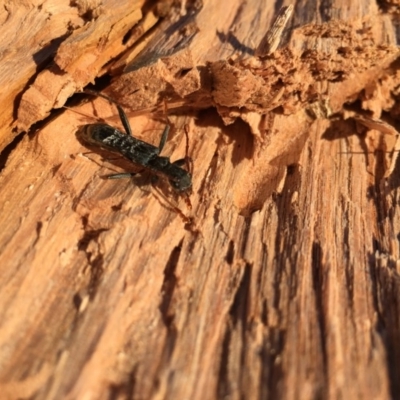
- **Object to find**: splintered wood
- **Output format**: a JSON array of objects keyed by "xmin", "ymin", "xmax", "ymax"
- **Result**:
[
  {"xmin": 105, "ymin": 7, "xmax": 399, "ymax": 212},
  {"xmin": 255, "ymin": 6, "xmax": 293, "ymax": 56},
  {"xmin": 16, "ymin": 0, "xmax": 144, "ymax": 133}
]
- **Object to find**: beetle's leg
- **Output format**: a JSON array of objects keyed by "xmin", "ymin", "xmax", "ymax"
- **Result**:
[
  {"xmin": 172, "ymin": 158, "xmax": 186, "ymax": 167},
  {"xmin": 115, "ymin": 104, "xmax": 134, "ymax": 137},
  {"xmin": 104, "ymin": 156, "xmax": 126, "ymax": 162},
  {"xmin": 83, "ymin": 89, "xmax": 136, "ymax": 138},
  {"xmin": 107, "ymin": 172, "xmax": 136, "ymax": 179},
  {"xmin": 157, "ymin": 125, "xmax": 170, "ymax": 154},
  {"xmin": 172, "ymin": 156, "xmax": 192, "ymax": 168}
]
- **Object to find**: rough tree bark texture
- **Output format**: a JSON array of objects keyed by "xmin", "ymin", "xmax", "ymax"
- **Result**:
[{"xmin": 1, "ymin": 0, "xmax": 400, "ymax": 399}]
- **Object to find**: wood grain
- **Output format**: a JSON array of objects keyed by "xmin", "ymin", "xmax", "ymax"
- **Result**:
[{"xmin": 1, "ymin": 1, "xmax": 400, "ymax": 399}]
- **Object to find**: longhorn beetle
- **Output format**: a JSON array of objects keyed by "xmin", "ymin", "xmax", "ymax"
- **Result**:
[{"xmin": 76, "ymin": 91, "xmax": 192, "ymax": 193}]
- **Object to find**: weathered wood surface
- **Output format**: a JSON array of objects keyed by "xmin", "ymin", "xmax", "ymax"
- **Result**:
[{"xmin": 1, "ymin": 0, "xmax": 400, "ymax": 399}]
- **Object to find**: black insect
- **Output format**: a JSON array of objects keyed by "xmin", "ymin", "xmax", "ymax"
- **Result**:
[{"xmin": 76, "ymin": 92, "xmax": 192, "ymax": 193}]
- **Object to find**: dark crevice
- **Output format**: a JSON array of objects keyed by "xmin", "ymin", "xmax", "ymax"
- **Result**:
[
  {"xmin": 51, "ymin": 163, "xmax": 62, "ymax": 177},
  {"xmin": 217, "ymin": 326, "xmax": 233, "ymax": 399},
  {"xmin": 229, "ymin": 263, "xmax": 252, "ymax": 326},
  {"xmin": 174, "ymin": 68, "xmax": 193, "ymax": 79},
  {"xmin": 311, "ymin": 242, "xmax": 328, "ymax": 380},
  {"xmin": 239, "ymin": 217, "xmax": 252, "ymax": 259},
  {"xmin": 111, "ymin": 202, "xmax": 123, "ymax": 212},
  {"xmin": 260, "ymin": 278, "xmax": 269, "ymax": 326},
  {"xmin": 342, "ymin": 206, "xmax": 354, "ymax": 307},
  {"xmin": 0, "ymin": 133, "xmax": 24, "ymax": 173},
  {"xmin": 213, "ymin": 199, "xmax": 222, "ymax": 226},
  {"xmin": 32, "ymin": 33, "xmax": 71, "ymax": 66},
  {"xmin": 376, "ymin": 0, "xmax": 392, "ymax": 13},
  {"xmin": 225, "ymin": 240, "xmax": 235, "ymax": 265},
  {"xmin": 157, "ymin": 240, "xmax": 183, "ymax": 365},
  {"xmin": 159, "ymin": 239, "xmax": 183, "ymax": 326},
  {"xmin": 72, "ymin": 293, "xmax": 82, "ymax": 311},
  {"xmin": 228, "ymin": 262, "xmax": 252, "ymax": 400},
  {"xmin": 32, "ymin": 221, "xmax": 43, "ymax": 247}
]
